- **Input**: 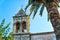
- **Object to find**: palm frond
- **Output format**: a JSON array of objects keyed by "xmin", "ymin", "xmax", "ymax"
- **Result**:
[
  {"xmin": 2, "ymin": 22, "xmax": 11, "ymax": 37},
  {"xmin": 2, "ymin": 22, "xmax": 11, "ymax": 32},
  {"xmin": 47, "ymin": 13, "xmax": 50, "ymax": 21},
  {"xmin": 0, "ymin": 24, "xmax": 2, "ymax": 32},
  {"xmin": 3, "ymin": 22, "xmax": 11, "ymax": 29},
  {"xmin": 0, "ymin": 19, "xmax": 11, "ymax": 39},
  {"xmin": 33, "ymin": 3, "xmax": 41, "ymax": 19},
  {"xmin": 0, "ymin": 19, "xmax": 5, "ymax": 33},
  {"xmin": 3, "ymin": 28, "xmax": 10, "ymax": 37},
  {"xmin": 25, "ymin": 4, "xmax": 30, "ymax": 11},
  {"xmin": 25, "ymin": 0, "xmax": 35, "ymax": 11},
  {"xmin": 29, "ymin": 2, "xmax": 36, "ymax": 16},
  {"xmin": 40, "ymin": 4, "xmax": 44, "ymax": 16},
  {"xmin": 54, "ymin": 0, "xmax": 60, "ymax": 7},
  {"xmin": 25, "ymin": 0, "xmax": 45, "ymax": 19},
  {"xmin": 1, "ymin": 18, "xmax": 5, "ymax": 26}
]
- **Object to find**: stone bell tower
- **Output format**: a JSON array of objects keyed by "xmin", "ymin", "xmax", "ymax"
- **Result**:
[{"xmin": 13, "ymin": 8, "xmax": 30, "ymax": 34}]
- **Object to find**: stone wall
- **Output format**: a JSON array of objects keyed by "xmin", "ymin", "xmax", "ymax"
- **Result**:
[{"xmin": 13, "ymin": 32, "xmax": 56, "ymax": 40}]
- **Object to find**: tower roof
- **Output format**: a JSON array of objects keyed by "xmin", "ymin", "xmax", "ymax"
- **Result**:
[{"xmin": 15, "ymin": 8, "xmax": 26, "ymax": 16}]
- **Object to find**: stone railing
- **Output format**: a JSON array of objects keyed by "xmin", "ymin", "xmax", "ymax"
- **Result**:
[{"xmin": 13, "ymin": 32, "xmax": 56, "ymax": 40}]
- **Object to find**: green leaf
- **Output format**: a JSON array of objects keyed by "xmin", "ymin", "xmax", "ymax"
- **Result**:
[
  {"xmin": 3, "ymin": 27, "xmax": 10, "ymax": 37},
  {"xmin": 0, "ymin": 24, "xmax": 2, "ymax": 32},
  {"xmin": 2, "ymin": 22, "xmax": 11, "ymax": 33},
  {"xmin": 3, "ymin": 22, "xmax": 11, "ymax": 29},
  {"xmin": 25, "ymin": 4, "xmax": 30, "ymax": 11},
  {"xmin": 33, "ymin": 3, "xmax": 40, "ymax": 19},
  {"xmin": 0, "ymin": 19, "xmax": 11, "ymax": 39},
  {"xmin": 40, "ymin": 4, "xmax": 44, "ymax": 16},
  {"xmin": 1, "ymin": 18, "xmax": 5, "ymax": 26},
  {"xmin": 47, "ymin": 13, "xmax": 50, "ymax": 21},
  {"xmin": 25, "ymin": 0, "xmax": 35, "ymax": 11},
  {"xmin": 29, "ymin": 2, "xmax": 36, "ymax": 16},
  {"xmin": 0, "ymin": 32, "xmax": 2, "ymax": 36}
]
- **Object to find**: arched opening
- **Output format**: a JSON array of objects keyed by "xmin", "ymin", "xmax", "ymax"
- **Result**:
[
  {"xmin": 22, "ymin": 21, "xmax": 26, "ymax": 32},
  {"xmin": 16, "ymin": 22, "xmax": 20, "ymax": 32}
]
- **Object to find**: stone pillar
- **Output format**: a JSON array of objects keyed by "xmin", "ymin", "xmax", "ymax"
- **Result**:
[{"xmin": 26, "ymin": 16, "xmax": 30, "ymax": 33}]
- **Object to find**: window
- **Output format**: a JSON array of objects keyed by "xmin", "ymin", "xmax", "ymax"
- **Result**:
[
  {"xmin": 16, "ymin": 22, "xmax": 20, "ymax": 32},
  {"xmin": 22, "ymin": 21, "xmax": 26, "ymax": 32}
]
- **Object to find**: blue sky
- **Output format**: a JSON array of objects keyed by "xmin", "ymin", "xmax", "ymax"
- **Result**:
[{"xmin": 0, "ymin": 0, "xmax": 60, "ymax": 33}]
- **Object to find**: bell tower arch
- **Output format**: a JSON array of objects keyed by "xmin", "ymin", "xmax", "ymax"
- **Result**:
[
  {"xmin": 13, "ymin": 8, "xmax": 30, "ymax": 34},
  {"xmin": 15, "ymin": 21, "xmax": 20, "ymax": 33}
]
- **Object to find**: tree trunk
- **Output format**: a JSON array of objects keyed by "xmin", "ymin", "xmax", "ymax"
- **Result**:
[{"xmin": 46, "ymin": 1, "xmax": 60, "ymax": 40}]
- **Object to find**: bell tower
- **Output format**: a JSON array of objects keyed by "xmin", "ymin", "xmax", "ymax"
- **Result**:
[{"xmin": 13, "ymin": 8, "xmax": 30, "ymax": 34}]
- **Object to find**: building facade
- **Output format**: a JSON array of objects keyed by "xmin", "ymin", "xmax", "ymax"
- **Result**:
[{"xmin": 13, "ymin": 8, "xmax": 56, "ymax": 40}]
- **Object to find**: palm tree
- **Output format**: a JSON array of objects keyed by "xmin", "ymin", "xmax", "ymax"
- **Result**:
[
  {"xmin": 25, "ymin": 0, "xmax": 60, "ymax": 40},
  {"xmin": 0, "ymin": 19, "xmax": 11, "ymax": 40}
]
